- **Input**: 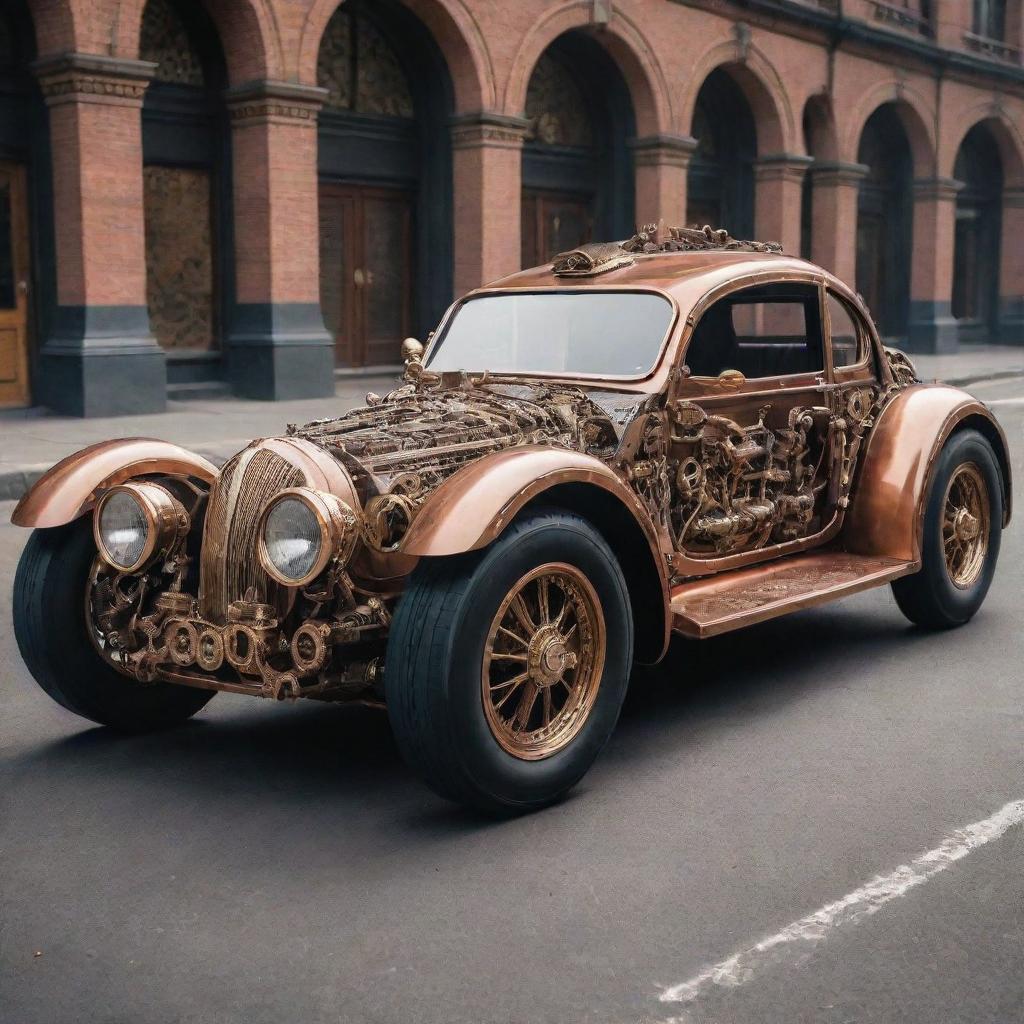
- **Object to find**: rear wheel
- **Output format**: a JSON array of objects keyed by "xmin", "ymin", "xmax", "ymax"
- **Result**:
[
  {"xmin": 13, "ymin": 519, "xmax": 214, "ymax": 731},
  {"xmin": 891, "ymin": 429, "xmax": 1003, "ymax": 629},
  {"xmin": 385, "ymin": 509, "xmax": 633, "ymax": 813}
]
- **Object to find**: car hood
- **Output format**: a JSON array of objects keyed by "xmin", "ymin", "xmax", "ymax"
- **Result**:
[{"xmin": 286, "ymin": 377, "xmax": 650, "ymax": 501}]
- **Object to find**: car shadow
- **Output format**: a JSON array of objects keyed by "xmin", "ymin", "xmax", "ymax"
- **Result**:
[{"xmin": 9, "ymin": 601, "xmax": 925, "ymax": 835}]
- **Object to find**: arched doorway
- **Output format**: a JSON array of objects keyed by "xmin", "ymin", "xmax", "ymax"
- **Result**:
[
  {"xmin": 953, "ymin": 124, "xmax": 1003, "ymax": 343},
  {"xmin": 800, "ymin": 96, "xmax": 835, "ymax": 261},
  {"xmin": 140, "ymin": 0, "xmax": 230, "ymax": 364},
  {"xmin": 520, "ymin": 32, "xmax": 635, "ymax": 267},
  {"xmin": 317, "ymin": 0, "xmax": 453, "ymax": 369},
  {"xmin": 856, "ymin": 105, "xmax": 913, "ymax": 341},
  {"xmin": 687, "ymin": 68, "xmax": 755, "ymax": 237},
  {"xmin": 0, "ymin": 2, "xmax": 49, "ymax": 408}
]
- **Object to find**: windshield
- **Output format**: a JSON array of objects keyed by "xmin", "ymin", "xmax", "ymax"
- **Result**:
[{"xmin": 425, "ymin": 291, "xmax": 674, "ymax": 378}]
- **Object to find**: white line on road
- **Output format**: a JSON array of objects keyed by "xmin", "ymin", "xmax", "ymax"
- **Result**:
[
  {"xmin": 657, "ymin": 799, "xmax": 1024, "ymax": 1014},
  {"xmin": 985, "ymin": 396, "xmax": 1024, "ymax": 406}
]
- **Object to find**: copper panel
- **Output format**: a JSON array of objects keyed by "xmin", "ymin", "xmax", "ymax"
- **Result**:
[
  {"xmin": 11, "ymin": 438, "xmax": 218, "ymax": 528},
  {"xmin": 671, "ymin": 551, "xmax": 916, "ymax": 638},
  {"xmin": 844, "ymin": 385, "xmax": 1011, "ymax": 562}
]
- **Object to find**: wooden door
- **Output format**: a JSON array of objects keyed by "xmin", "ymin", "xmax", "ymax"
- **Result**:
[
  {"xmin": 521, "ymin": 191, "xmax": 593, "ymax": 268},
  {"xmin": 319, "ymin": 183, "xmax": 413, "ymax": 368},
  {"xmin": 0, "ymin": 162, "xmax": 31, "ymax": 408}
]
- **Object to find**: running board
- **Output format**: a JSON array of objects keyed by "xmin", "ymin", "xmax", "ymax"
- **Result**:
[{"xmin": 670, "ymin": 552, "xmax": 918, "ymax": 639}]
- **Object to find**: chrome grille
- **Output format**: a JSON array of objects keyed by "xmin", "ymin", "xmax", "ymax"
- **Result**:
[{"xmin": 199, "ymin": 446, "xmax": 306, "ymax": 623}]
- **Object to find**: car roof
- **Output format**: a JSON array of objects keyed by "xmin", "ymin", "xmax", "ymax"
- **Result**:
[{"xmin": 481, "ymin": 250, "xmax": 838, "ymax": 312}]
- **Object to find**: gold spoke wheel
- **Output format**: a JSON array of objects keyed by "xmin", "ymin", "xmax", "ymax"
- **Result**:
[
  {"xmin": 482, "ymin": 563, "xmax": 605, "ymax": 761},
  {"xmin": 941, "ymin": 462, "xmax": 990, "ymax": 590}
]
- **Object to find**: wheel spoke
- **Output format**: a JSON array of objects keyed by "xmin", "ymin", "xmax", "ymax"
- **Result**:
[
  {"xmin": 512, "ymin": 682, "xmax": 539, "ymax": 732},
  {"xmin": 497, "ymin": 625, "xmax": 529, "ymax": 647},
  {"xmin": 489, "ymin": 651, "xmax": 528, "ymax": 663},
  {"xmin": 537, "ymin": 576, "xmax": 550, "ymax": 625},
  {"xmin": 542, "ymin": 687, "xmax": 552, "ymax": 728},
  {"xmin": 510, "ymin": 595, "xmax": 536, "ymax": 636},
  {"xmin": 493, "ymin": 672, "xmax": 529, "ymax": 710}
]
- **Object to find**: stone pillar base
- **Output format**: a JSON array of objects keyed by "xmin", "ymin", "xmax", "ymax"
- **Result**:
[
  {"xmin": 996, "ymin": 297, "xmax": 1024, "ymax": 345},
  {"xmin": 38, "ymin": 306, "xmax": 166, "ymax": 417},
  {"xmin": 906, "ymin": 301, "xmax": 960, "ymax": 354},
  {"xmin": 226, "ymin": 303, "xmax": 335, "ymax": 401}
]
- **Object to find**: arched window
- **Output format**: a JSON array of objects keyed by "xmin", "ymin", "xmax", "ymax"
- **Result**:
[
  {"xmin": 140, "ymin": 0, "xmax": 227, "ymax": 357},
  {"xmin": 317, "ymin": 0, "xmax": 452, "ymax": 369},
  {"xmin": 687, "ymin": 69, "xmax": 755, "ymax": 237},
  {"xmin": 856, "ymin": 105, "xmax": 913, "ymax": 341},
  {"xmin": 520, "ymin": 33, "xmax": 635, "ymax": 268},
  {"xmin": 952, "ymin": 125, "xmax": 1003, "ymax": 341}
]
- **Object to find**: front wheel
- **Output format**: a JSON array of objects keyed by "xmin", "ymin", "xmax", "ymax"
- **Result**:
[
  {"xmin": 13, "ymin": 519, "xmax": 215, "ymax": 731},
  {"xmin": 385, "ymin": 509, "xmax": 633, "ymax": 813},
  {"xmin": 891, "ymin": 429, "xmax": 1003, "ymax": 629}
]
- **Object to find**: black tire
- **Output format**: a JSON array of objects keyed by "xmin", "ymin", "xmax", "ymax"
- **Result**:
[
  {"xmin": 13, "ymin": 519, "xmax": 215, "ymax": 731},
  {"xmin": 891, "ymin": 429, "xmax": 1003, "ymax": 629},
  {"xmin": 385, "ymin": 508, "xmax": 633, "ymax": 813}
]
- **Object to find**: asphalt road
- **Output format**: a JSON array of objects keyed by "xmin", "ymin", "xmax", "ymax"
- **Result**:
[{"xmin": 2, "ymin": 378, "xmax": 1022, "ymax": 1024}]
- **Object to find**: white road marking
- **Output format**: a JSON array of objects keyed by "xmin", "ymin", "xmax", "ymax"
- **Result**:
[
  {"xmin": 985, "ymin": 396, "xmax": 1024, "ymax": 406},
  {"xmin": 657, "ymin": 799, "xmax": 1024, "ymax": 1012}
]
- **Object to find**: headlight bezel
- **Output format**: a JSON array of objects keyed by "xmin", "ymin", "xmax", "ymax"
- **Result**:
[
  {"xmin": 257, "ymin": 487, "xmax": 358, "ymax": 587},
  {"xmin": 93, "ymin": 482, "xmax": 184, "ymax": 573}
]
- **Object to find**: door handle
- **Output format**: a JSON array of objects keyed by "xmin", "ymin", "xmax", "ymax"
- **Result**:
[
  {"xmin": 16, "ymin": 279, "xmax": 28, "ymax": 295},
  {"xmin": 353, "ymin": 268, "xmax": 365, "ymax": 288}
]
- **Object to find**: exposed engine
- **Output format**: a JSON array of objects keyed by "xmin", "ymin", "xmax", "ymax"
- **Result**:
[{"xmin": 668, "ymin": 402, "xmax": 836, "ymax": 556}]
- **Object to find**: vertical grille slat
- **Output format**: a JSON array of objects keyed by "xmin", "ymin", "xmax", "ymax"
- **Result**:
[{"xmin": 199, "ymin": 447, "xmax": 306, "ymax": 623}]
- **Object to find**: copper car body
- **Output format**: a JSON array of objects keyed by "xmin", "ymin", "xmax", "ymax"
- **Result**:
[{"xmin": 12, "ymin": 233, "xmax": 1012, "ymax": 704}]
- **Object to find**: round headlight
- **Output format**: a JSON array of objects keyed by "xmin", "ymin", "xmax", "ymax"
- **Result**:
[
  {"xmin": 93, "ymin": 483, "xmax": 184, "ymax": 573},
  {"xmin": 258, "ymin": 488, "xmax": 359, "ymax": 588},
  {"xmin": 262, "ymin": 495, "xmax": 323, "ymax": 584}
]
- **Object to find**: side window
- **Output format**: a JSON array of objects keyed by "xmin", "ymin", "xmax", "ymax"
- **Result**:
[
  {"xmin": 827, "ymin": 292, "xmax": 865, "ymax": 368},
  {"xmin": 684, "ymin": 283, "xmax": 824, "ymax": 380}
]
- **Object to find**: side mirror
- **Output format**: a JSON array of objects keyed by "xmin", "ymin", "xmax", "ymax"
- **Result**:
[{"xmin": 401, "ymin": 337, "xmax": 424, "ymax": 364}]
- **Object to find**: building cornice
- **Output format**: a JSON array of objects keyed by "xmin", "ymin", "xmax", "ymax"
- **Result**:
[
  {"xmin": 450, "ymin": 112, "xmax": 531, "ymax": 150},
  {"xmin": 225, "ymin": 80, "xmax": 328, "ymax": 123},
  {"xmin": 32, "ymin": 53, "xmax": 157, "ymax": 107}
]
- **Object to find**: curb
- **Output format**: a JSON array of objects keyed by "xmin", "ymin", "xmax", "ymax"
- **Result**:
[
  {"xmin": 2, "ymin": 370, "xmax": 1021, "ymax": 504},
  {"xmin": 0, "ymin": 443, "xmax": 240, "ymax": 504}
]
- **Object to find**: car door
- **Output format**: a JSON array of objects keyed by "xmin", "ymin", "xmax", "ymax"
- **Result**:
[{"xmin": 667, "ymin": 279, "xmax": 843, "ymax": 565}]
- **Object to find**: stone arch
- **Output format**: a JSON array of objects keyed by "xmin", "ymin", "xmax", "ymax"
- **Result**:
[
  {"xmin": 299, "ymin": 0, "xmax": 494, "ymax": 111},
  {"xmin": 946, "ymin": 107, "xmax": 1024, "ymax": 188},
  {"xmin": 677, "ymin": 38, "xmax": 795, "ymax": 155},
  {"xmin": 114, "ymin": 0, "xmax": 280, "ymax": 84},
  {"xmin": 843, "ymin": 83, "xmax": 936, "ymax": 178},
  {"xmin": 504, "ymin": 0, "xmax": 672, "ymax": 138}
]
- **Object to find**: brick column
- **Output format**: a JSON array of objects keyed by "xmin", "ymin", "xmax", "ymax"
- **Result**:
[
  {"xmin": 33, "ymin": 53, "xmax": 165, "ymax": 417},
  {"xmin": 907, "ymin": 177, "xmax": 963, "ymax": 354},
  {"xmin": 998, "ymin": 187, "xmax": 1024, "ymax": 344},
  {"xmin": 630, "ymin": 135, "xmax": 696, "ymax": 228},
  {"xmin": 450, "ymin": 113, "xmax": 529, "ymax": 294},
  {"xmin": 806, "ymin": 162, "xmax": 868, "ymax": 283},
  {"xmin": 754, "ymin": 153, "xmax": 813, "ymax": 254},
  {"xmin": 224, "ymin": 81, "xmax": 334, "ymax": 400}
]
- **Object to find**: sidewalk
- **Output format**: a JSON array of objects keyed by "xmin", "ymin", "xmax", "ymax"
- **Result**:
[{"xmin": 1, "ymin": 347, "xmax": 1021, "ymax": 502}]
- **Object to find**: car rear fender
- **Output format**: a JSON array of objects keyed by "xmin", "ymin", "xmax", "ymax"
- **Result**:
[
  {"xmin": 844, "ymin": 385, "xmax": 1012, "ymax": 563},
  {"xmin": 11, "ymin": 438, "xmax": 220, "ymax": 529},
  {"xmin": 400, "ymin": 445, "xmax": 672, "ymax": 663}
]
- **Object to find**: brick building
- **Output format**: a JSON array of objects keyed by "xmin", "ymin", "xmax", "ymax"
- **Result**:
[{"xmin": 0, "ymin": 0, "xmax": 1022, "ymax": 416}]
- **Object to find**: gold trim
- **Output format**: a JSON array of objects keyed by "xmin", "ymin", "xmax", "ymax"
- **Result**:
[
  {"xmin": 941, "ymin": 462, "xmax": 990, "ymax": 590},
  {"xmin": 481, "ymin": 563, "xmax": 606, "ymax": 761}
]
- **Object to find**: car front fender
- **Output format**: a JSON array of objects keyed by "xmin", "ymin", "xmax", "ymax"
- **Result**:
[
  {"xmin": 844, "ymin": 384, "xmax": 1012, "ymax": 563},
  {"xmin": 400, "ymin": 444, "xmax": 673, "ymax": 663},
  {"xmin": 11, "ymin": 438, "xmax": 220, "ymax": 529}
]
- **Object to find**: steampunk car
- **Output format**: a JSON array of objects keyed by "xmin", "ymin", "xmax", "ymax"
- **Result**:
[{"xmin": 11, "ymin": 225, "xmax": 1011, "ymax": 812}]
